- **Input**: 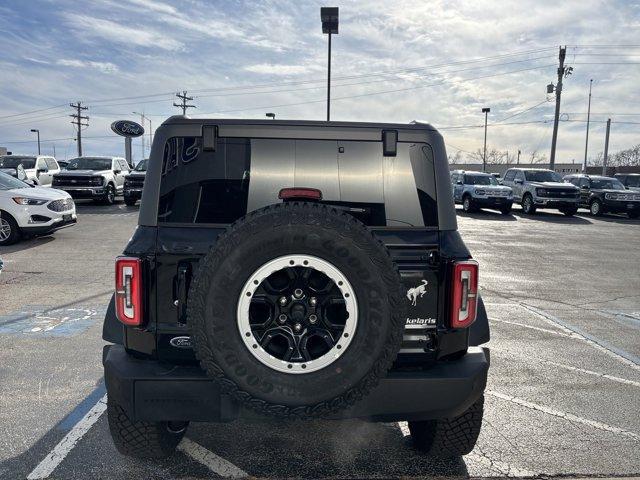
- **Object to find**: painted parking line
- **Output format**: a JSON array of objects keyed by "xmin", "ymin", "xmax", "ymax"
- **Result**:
[
  {"xmin": 27, "ymin": 395, "xmax": 108, "ymax": 479},
  {"xmin": 542, "ymin": 361, "xmax": 640, "ymax": 388},
  {"xmin": 178, "ymin": 438, "xmax": 248, "ymax": 478},
  {"xmin": 490, "ymin": 318, "xmax": 577, "ymax": 338},
  {"xmin": 27, "ymin": 390, "xmax": 247, "ymax": 479},
  {"xmin": 519, "ymin": 303, "xmax": 640, "ymax": 371},
  {"xmin": 487, "ymin": 390, "xmax": 640, "ymax": 441}
]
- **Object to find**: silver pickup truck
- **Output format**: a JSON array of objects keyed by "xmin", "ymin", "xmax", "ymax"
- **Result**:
[{"xmin": 501, "ymin": 168, "xmax": 580, "ymax": 216}]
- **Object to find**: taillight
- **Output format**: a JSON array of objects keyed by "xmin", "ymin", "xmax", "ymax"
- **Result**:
[
  {"xmin": 115, "ymin": 256, "xmax": 144, "ymax": 326},
  {"xmin": 450, "ymin": 260, "xmax": 479, "ymax": 329}
]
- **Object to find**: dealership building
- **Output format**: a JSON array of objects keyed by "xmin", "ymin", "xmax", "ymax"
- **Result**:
[{"xmin": 448, "ymin": 163, "xmax": 582, "ymax": 175}]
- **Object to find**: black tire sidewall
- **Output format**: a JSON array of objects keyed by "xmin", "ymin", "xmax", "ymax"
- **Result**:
[
  {"xmin": 462, "ymin": 196, "xmax": 472, "ymax": 212},
  {"xmin": 188, "ymin": 203, "xmax": 405, "ymax": 416},
  {"xmin": 0, "ymin": 212, "xmax": 20, "ymax": 246},
  {"xmin": 590, "ymin": 199, "xmax": 602, "ymax": 216},
  {"xmin": 522, "ymin": 194, "xmax": 535, "ymax": 214}
]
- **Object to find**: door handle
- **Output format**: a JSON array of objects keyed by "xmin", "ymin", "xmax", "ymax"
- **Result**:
[{"xmin": 174, "ymin": 264, "xmax": 191, "ymax": 324}]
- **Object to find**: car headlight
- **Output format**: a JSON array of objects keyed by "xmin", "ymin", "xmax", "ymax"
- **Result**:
[
  {"xmin": 474, "ymin": 189, "xmax": 486, "ymax": 195},
  {"xmin": 536, "ymin": 188, "xmax": 547, "ymax": 196},
  {"xmin": 91, "ymin": 176, "xmax": 104, "ymax": 186},
  {"xmin": 12, "ymin": 197, "xmax": 48, "ymax": 205},
  {"xmin": 605, "ymin": 193, "xmax": 619, "ymax": 200}
]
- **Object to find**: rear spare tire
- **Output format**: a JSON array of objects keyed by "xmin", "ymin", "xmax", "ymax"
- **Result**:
[{"xmin": 187, "ymin": 202, "xmax": 406, "ymax": 418}]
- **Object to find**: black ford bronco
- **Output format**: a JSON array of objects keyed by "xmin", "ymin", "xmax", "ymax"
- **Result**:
[{"xmin": 102, "ymin": 118, "xmax": 490, "ymax": 459}]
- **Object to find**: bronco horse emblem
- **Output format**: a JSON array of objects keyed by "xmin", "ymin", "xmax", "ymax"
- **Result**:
[{"xmin": 407, "ymin": 280, "xmax": 428, "ymax": 306}]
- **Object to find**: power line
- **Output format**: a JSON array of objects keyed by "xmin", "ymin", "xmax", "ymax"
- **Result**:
[{"xmin": 195, "ymin": 63, "xmax": 556, "ymax": 116}]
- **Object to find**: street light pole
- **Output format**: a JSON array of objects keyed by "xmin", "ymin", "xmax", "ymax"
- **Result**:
[
  {"xmin": 583, "ymin": 79, "xmax": 593, "ymax": 172},
  {"xmin": 321, "ymin": 7, "xmax": 339, "ymax": 122},
  {"xmin": 482, "ymin": 107, "xmax": 490, "ymax": 172},
  {"xmin": 133, "ymin": 112, "xmax": 152, "ymax": 159},
  {"xmin": 30, "ymin": 129, "xmax": 40, "ymax": 155}
]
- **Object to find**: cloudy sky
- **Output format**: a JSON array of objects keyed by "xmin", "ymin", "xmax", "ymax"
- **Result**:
[{"xmin": 1, "ymin": 0, "xmax": 639, "ymax": 164}]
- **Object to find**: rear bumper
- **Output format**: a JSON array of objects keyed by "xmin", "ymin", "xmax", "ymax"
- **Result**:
[{"xmin": 103, "ymin": 344, "xmax": 489, "ymax": 423}]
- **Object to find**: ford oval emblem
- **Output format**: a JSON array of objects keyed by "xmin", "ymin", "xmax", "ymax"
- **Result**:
[
  {"xmin": 111, "ymin": 120, "xmax": 145, "ymax": 138},
  {"xmin": 169, "ymin": 336, "xmax": 192, "ymax": 349}
]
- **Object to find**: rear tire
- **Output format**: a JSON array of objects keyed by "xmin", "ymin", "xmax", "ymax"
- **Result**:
[
  {"xmin": 107, "ymin": 400, "xmax": 187, "ymax": 459},
  {"xmin": 521, "ymin": 194, "xmax": 536, "ymax": 214},
  {"xmin": 409, "ymin": 396, "xmax": 484, "ymax": 457},
  {"xmin": 0, "ymin": 212, "xmax": 21, "ymax": 246}
]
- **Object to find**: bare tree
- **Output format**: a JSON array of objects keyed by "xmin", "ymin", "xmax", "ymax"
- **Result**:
[
  {"xmin": 448, "ymin": 151, "xmax": 463, "ymax": 164},
  {"xmin": 529, "ymin": 150, "xmax": 548, "ymax": 164},
  {"xmin": 611, "ymin": 144, "xmax": 640, "ymax": 166}
]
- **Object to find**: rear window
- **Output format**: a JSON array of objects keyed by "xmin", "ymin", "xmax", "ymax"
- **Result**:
[
  {"xmin": 158, "ymin": 135, "xmax": 438, "ymax": 227},
  {"xmin": 159, "ymin": 137, "xmax": 251, "ymax": 224},
  {"xmin": 0, "ymin": 156, "xmax": 36, "ymax": 169}
]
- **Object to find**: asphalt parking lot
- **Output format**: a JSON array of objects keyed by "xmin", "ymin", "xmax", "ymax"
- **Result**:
[{"xmin": 1, "ymin": 201, "xmax": 639, "ymax": 479}]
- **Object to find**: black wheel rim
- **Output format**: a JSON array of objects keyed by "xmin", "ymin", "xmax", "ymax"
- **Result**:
[{"xmin": 238, "ymin": 255, "xmax": 357, "ymax": 374}]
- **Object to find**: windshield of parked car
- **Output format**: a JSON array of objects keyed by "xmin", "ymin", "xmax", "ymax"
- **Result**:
[
  {"xmin": 591, "ymin": 178, "xmax": 626, "ymax": 190},
  {"xmin": 0, "ymin": 156, "xmax": 36, "ymax": 169},
  {"xmin": 134, "ymin": 159, "xmax": 148, "ymax": 172},
  {"xmin": 66, "ymin": 157, "xmax": 112, "ymax": 171},
  {"xmin": 0, "ymin": 171, "xmax": 29, "ymax": 190},
  {"xmin": 524, "ymin": 170, "xmax": 563, "ymax": 182},
  {"xmin": 625, "ymin": 176, "xmax": 640, "ymax": 187},
  {"xmin": 465, "ymin": 174, "xmax": 498, "ymax": 186}
]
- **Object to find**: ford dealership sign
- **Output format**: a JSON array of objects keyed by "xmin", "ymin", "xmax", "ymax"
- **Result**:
[{"xmin": 111, "ymin": 120, "xmax": 145, "ymax": 138}]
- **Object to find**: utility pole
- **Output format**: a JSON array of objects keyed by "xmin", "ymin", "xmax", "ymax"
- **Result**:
[
  {"xmin": 602, "ymin": 118, "xmax": 611, "ymax": 176},
  {"xmin": 482, "ymin": 107, "xmax": 490, "ymax": 172},
  {"xmin": 70, "ymin": 102, "xmax": 89, "ymax": 157},
  {"xmin": 173, "ymin": 91, "xmax": 196, "ymax": 116},
  {"xmin": 52, "ymin": 144, "xmax": 56, "ymax": 157},
  {"xmin": 549, "ymin": 46, "xmax": 571, "ymax": 169},
  {"xmin": 583, "ymin": 79, "xmax": 593, "ymax": 172},
  {"xmin": 517, "ymin": 149, "xmax": 521, "ymax": 164}
]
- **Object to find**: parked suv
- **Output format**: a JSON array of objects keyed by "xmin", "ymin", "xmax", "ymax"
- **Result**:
[
  {"xmin": 0, "ymin": 171, "xmax": 76, "ymax": 245},
  {"xmin": 502, "ymin": 167, "xmax": 580, "ymax": 215},
  {"xmin": 52, "ymin": 156, "xmax": 130, "ymax": 204},
  {"xmin": 615, "ymin": 173, "xmax": 640, "ymax": 192},
  {"xmin": 123, "ymin": 159, "xmax": 147, "ymax": 206},
  {"xmin": 0, "ymin": 155, "xmax": 61, "ymax": 186},
  {"xmin": 450, "ymin": 170, "xmax": 513, "ymax": 214},
  {"xmin": 102, "ymin": 118, "xmax": 490, "ymax": 460},
  {"xmin": 565, "ymin": 174, "xmax": 640, "ymax": 218}
]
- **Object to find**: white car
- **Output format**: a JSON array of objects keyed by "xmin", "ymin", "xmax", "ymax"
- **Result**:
[
  {"xmin": 0, "ymin": 171, "xmax": 77, "ymax": 246},
  {"xmin": 0, "ymin": 155, "xmax": 61, "ymax": 187}
]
